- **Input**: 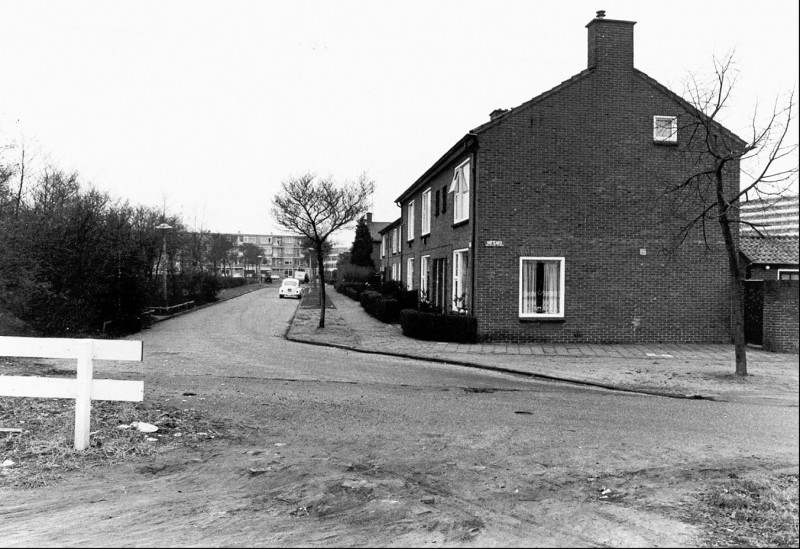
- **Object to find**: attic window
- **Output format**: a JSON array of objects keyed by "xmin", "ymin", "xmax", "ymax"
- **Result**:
[{"xmin": 653, "ymin": 116, "xmax": 677, "ymax": 143}]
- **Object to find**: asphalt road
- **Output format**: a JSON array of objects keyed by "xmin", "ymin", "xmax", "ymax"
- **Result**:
[{"xmin": 5, "ymin": 287, "xmax": 797, "ymax": 547}]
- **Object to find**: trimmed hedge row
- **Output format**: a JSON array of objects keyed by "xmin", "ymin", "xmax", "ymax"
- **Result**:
[
  {"xmin": 400, "ymin": 309, "xmax": 477, "ymax": 343},
  {"xmin": 360, "ymin": 290, "xmax": 401, "ymax": 323},
  {"xmin": 217, "ymin": 277, "xmax": 250, "ymax": 289}
]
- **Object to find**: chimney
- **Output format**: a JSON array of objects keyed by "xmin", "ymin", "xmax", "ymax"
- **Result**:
[
  {"xmin": 586, "ymin": 11, "xmax": 636, "ymax": 71},
  {"xmin": 489, "ymin": 108, "xmax": 509, "ymax": 120},
  {"xmin": 366, "ymin": 212, "xmax": 372, "ymax": 224}
]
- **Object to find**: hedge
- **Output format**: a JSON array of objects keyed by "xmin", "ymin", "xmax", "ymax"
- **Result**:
[
  {"xmin": 400, "ymin": 310, "xmax": 477, "ymax": 343},
  {"xmin": 360, "ymin": 290, "xmax": 400, "ymax": 323}
]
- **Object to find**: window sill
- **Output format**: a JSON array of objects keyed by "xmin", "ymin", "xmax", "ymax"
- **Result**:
[
  {"xmin": 653, "ymin": 139, "xmax": 678, "ymax": 146},
  {"xmin": 452, "ymin": 219, "xmax": 469, "ymax": 229},
  {"xmin": 519, "ymin": 317, "xmax": 565, "ymax": 323}
]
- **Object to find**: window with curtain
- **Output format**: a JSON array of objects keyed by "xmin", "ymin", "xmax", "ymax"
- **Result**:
[
  {"xmin": 653, "ymin": 115, "xmax": 677, "ymax": 143},
  {"xmin": 420, "ymin": 255, "xmax": 430, "ymax": 301},
  {"xmin": 407, "ymin": 257, "xmax": 414, "ymax": 290},
  {"xmin": 421, "ymin": 188, "xmax": 431, "ymax": 235},
  {"xmin": 449, "ymin": 159, "xmax": 470, "ymax": 223},
  {"xmin": 519, "ymin": 257, "xmax": 565, "ymax": 318},
  {"xmin": 452, "ymin": 249, "xmax": 469, "ymax": 312}
]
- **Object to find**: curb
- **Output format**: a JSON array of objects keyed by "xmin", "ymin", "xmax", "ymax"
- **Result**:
[{"xmin": 284, "ymin": 333, "xmax": 711, "ymax": 401}]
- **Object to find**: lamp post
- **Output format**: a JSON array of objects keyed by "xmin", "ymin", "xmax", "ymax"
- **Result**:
[
  {"xmin": 155, "ymin": 223, "xmax": 172, "ymax": 308},
  {"xmin": 257, "ymin": 255, "xmax": 263, "ymax": 284}
]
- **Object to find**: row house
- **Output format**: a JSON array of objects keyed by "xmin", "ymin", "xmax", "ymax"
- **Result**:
[{"xmin": 384, "ymin": 12, "xmax": 743, "ymax": 343}]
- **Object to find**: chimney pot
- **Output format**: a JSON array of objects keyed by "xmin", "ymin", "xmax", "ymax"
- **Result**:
[
  {"xmin": 490, "ymin": 108, "xmax": 509, "ymax": 120},
  {"xmin": 596, "ymin": 10, "xmax": 605, "ymax": 18}
]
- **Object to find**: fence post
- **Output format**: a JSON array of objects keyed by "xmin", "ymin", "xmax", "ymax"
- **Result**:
[{"xmin": 74, "ymin": 340, "xmax": 94, "ymax": 450}]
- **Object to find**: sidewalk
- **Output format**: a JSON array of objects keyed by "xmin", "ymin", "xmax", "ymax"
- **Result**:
[{"xmin": 286, "ymin": 287, "xmax": 799, "ymax": 406}]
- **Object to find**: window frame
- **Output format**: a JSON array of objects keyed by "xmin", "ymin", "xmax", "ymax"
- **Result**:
[
  {"xmin": 777, "ymin": 268, "xmax": 799, "ymax": 280},
  {"xmin": 452, "ymin": 248, "xmax": 469, "ymax": 313},
  {"xmin": 450, "ymin": 159, "xmax": 470, "ymax": 224},
  {"xmin": 407, "ymin": 201, "xmax": 415, "ymax": 242},
  {"xmin": 421, "ymin": 188, "xmax": 431, "ymax": 235},
  {"xmin": 380, "ymin": 234, "xmax": 386, "ymax": 258},
  {"xmin": 518, "ymin": 256, "xmax": 566, "ymax": 319},
  {"xmin": 420, "ymin": 255, "xmax": 430, "ymax": 301},
  {"xmin": 653, "ymin": 115, "xmax": 678, "ymax": 144},
  {"xmin": 407, "ymin": 257, "xmax": 415, "ymax": 290}
]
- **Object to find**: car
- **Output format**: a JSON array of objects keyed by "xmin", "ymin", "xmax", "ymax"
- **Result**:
[{"xmin": 278, "ymin": 278, "xmax": 302, "ymax": 299}]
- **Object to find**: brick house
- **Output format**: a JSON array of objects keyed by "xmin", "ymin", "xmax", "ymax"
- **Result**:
[
  {"xmin": 739, "ymin": 236, "xmax": 799, "ymax": 280},
  {"xmin": 363, "ymin": 212, "xmax": 391, "ymax": 270},
  {"xmin": 392, "ymin": 12, "xmax": 743, "ymax": 343},
  {"xmin": 379, "ymin": 218, "xmax": 403, "ymax": 282}
]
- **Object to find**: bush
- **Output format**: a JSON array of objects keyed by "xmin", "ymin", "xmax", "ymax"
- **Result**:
[
  {"xmin": 400, "ymin": 310, "xmax": 478, "ymax": 343},
  {"xmin": 217, "ymin": 277, "xmax": 249, "ymax": 289},
  {"xmin": 337, "ymin": 263, "xmax": 375, "ymax": 284},
  {"xmin": 335, "ymin": 282, "xmax": 367, "ymax": 301},
  {"xmin": 360, "ymin": 290, "xmax": 400, "ymax": 323}
]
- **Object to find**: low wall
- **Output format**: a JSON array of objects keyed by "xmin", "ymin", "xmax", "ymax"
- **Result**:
[{"xmin": 762, "ymin": 280, "xmax": 799, "ymax": 354}]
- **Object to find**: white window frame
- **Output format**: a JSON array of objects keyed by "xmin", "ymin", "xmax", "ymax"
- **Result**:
[
  {"xmin": 380, "ymin": 235, "xmax": 386, "ymax": 258},
  {"xmin": 420, "ymin": 255, "xmax": 430, "ymax": 300},
  {"xmin": 653, "ymin": 115, "xmax": 677, "ymax": 143},
  {"xmin": 421, "ymin": 188, "xmax": 431, "ymax": 235},
  {"xmin": 519, "ymin": 257, "xmax": 565, "ymax": 319},
  {"xmin": 777, "ymin": 268, "xmax": 799, "ymax": 280},
  {"xmin": 392, "ymin": 262, "xmax": 399, "ymax": 281},
  {"xmin": 407, "ymin": 257, "xmax": 414, "ymax": 290},
  {"xmin": 392, "ymin": 228, "xmax": 398, "ymax": 254},
  {"xmin": 407, "ymin": 201, "xmax": 415, "ymax": 241},
  {"xmin": 452, "ymin": 248, "xmax": 469, "ymax": 312},
  {"xmin": 449, "ymin": 159, "xmax": 470, "ymax": 224}
]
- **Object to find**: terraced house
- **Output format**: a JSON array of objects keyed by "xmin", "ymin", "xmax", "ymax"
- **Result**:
[{"xmin": 392, "ymin": 12, "xmax": 743, "ymax": 343}]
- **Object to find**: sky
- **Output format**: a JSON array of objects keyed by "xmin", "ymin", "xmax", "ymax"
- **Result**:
[{"xmin": 1, "ymin": 0, "xmax": 798, "ymax": 244}]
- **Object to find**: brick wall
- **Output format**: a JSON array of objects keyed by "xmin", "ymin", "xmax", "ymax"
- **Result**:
[
  {"xmin": 762, "ymin": 280, "xmax": 799, "ymax": 353},
  {"xmin": 471, "ymin": 63, "xmax": 738, "ymax": 343}
]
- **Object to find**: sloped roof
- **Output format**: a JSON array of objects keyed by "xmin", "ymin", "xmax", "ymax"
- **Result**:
[
  {"xmin": 368, "ymin": 221, "xmax": 391, "ymax": 242},
  {"xmin": 739, "ymin": 236, "xmax": 799, "ymax": 265}
]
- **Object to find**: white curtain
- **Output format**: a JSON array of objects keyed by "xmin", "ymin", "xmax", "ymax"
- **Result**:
[
  {"xmin": 543, "ymin": 261, "xmax": 560, "ymax": 313},
  {"xmin": 522, "ymin": 260, "xmax": 536, "ymax": 313}
]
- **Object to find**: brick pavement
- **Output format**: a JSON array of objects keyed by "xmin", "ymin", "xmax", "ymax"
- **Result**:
[{"xmin": 286, "ymin": 288, "xmax": 798, "ymax": 406}]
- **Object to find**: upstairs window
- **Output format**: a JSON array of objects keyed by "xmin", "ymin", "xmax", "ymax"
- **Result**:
[
  {"xmin": 450, "ymin": 159, "xmax": 470, "ymax": 223},
  {"xmin": 380, "ymin": 235, "xmax": 386, "ymax": 258},
  {"xmin": 421, "ymin": 188, "xmax": 431, "ymax": 235},
  {"xmin": 653, "ymin": 116, "xmax": 677, "ymax": 143},
  {"xmin": 407, "ymin": 201, "xmax": 415, "ymax": 241}
]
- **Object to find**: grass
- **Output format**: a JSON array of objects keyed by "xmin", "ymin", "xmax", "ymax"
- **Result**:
[
  {"xmin": 1, "ymin": 359, "xmax": 227, "ymax": 489},
  {"xmin": 692, "ymin": 474, "xmax": 799, "ymax": 547}
]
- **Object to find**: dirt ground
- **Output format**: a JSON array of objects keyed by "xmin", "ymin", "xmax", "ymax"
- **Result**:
[{"xmin": 1, "ymin": 289, "xmax": 797, "ymax": 547}]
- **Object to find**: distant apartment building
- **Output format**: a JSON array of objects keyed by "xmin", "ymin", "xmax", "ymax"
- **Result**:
[
  {"xmin": 740, "ymin": 195, "xmax": 799, "ymax": 237},
  {"xmin": 324, "ymin": 246, "xmax": 349, "ymax": 278},
  {"xmin": 217, "ymin": 233, "xmax": 310, "ymax": 278}
]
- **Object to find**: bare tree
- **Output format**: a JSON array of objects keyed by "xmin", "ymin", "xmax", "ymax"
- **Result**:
[
  {"xmin": 665, "ymin": 54, "xmax": 797, "ymax": 375},
  {"xmin": 271, "ymin": 172, "xmax": 374, "ymax": 327}
]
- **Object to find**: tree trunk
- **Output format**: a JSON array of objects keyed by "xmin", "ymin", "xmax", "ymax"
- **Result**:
[
  {"xmin": 715, "ymin": 165, "xmax": 747, "ymax": 375},
  {"xmin": 317, "ymin": 247, "xmax": 326, "ymax": 328}
]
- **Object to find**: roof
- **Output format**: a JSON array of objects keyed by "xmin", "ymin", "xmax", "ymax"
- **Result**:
[
  {"xmin": 739, "ymin": 236, "xmax": 799, "ymax": 265},
  {"xmin": 378, "ymin": 217, "xmax": 402, "ymax": 235},
  {"xmin": 368, "ymin": 221, "xmax": 391, "ymax": 242}
]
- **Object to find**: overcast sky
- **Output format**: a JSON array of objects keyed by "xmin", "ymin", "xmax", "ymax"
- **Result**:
[{"xmin": 1, "ymin": 0, "xmax": 797, "ymax": 243}]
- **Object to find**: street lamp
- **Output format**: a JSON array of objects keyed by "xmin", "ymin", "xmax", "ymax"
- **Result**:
[
  {"xmin": 257, "ymin": 255, "xmax": 262, "ymax": 284},
  {"xmin": 155, "ymin": 223, "xmax": 172, "ymax": 308}
]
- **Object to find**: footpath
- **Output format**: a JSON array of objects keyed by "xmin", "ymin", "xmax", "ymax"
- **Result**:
[{"xmin": 286, "ymin": 286, "xmax": 799, "ymax": 407}]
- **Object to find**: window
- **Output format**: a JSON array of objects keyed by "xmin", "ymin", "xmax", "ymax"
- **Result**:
[
  {"xmin": 452, "ymin": 249, "xmax": 469, "ymax": 312},
  {"xmin": 449, "ymin": 159, "xmax": 470, "ymax": 223},
  {"xmin": 407, "ymin": 201, "xmax": 415, "ymax": 241},
  {"xmin": 392, "ymin": 262, "xmax": 399, "ymax": 281},
  {"xmin": 653, "ymin": 116, "xmax": 677, "ymax": 143},
  {"xmin": 380, "ymin": 235, "xmax": 386, "ymax": 258},
  {"xmin": 407, "ymin": 257, "xmax": 414, "ymax": 290},
  {"xmin": 421, "ymin": 189, "xmax": 431, "ymax": 235},
  {"xmin": 420, "ymin": 255, "xmax": 430, "ymax": 301},
  {"xmin": 778, "ymin": 269, "xmax": 799, "ymax": 281},
  {"xmin": 519, "ymin": 257, "xmax": 565, "ymax": 318}
]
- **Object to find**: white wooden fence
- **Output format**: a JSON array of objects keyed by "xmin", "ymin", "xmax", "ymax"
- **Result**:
[{"xmin": 0, "ymin": 336, "xmax": 144, "ymax": 450}]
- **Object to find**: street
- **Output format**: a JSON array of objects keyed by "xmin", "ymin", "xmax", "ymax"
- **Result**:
[{"xmin": 1, "ymin": 287, "xmax": 797, "ymax": 547}]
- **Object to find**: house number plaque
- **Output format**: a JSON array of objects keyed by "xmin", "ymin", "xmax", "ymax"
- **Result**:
[{"xmin": 485, "ymin": 240, "xmax": 504, "ymax": 247}]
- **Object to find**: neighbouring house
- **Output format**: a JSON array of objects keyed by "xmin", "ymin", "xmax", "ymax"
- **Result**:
[
  {"xmin": 379, "ymin": 218, "xmax": 403, "ymax": 283},
  {"xmin": 739, "ymin": 236, "xmax": 799, "ymax": 280},
  {"xmin": 390, "ymin": 12, "xmax": 745, "ymax": 343},
  {"xmin": 363, "ymin": 212, "xmax": 392, "ymax": 269},
  {"xmin": 740, "ymin": 195, "xmax": 799, "ymax": 237}
]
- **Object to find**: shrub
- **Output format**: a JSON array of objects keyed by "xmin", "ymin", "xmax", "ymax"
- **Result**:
[
  {"xmin": 337, "ymin": 263, "xmax": 375, "ymax": 284},
  {"xmin": 400, "ymin": 310, "xmax": 478, "ymax": 343},
  {"xmin": 360, "ymin": 290, "xmax": 400, "ymax": 323},
  {"xmin": 335, "ymin": 282, "xmax": 367, "ymax": 301}
]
